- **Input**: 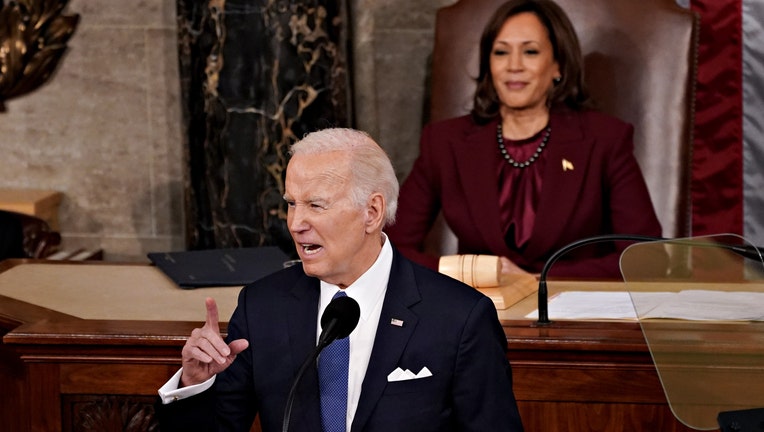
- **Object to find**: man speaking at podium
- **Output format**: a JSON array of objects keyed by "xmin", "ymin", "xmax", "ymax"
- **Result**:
[{"xmin": 155, "ymin": 128, "xmax": 523, "ymax": 432}]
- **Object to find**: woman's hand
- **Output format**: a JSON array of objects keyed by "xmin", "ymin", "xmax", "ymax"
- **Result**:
[
  {"xmin": 499, "ymin": 256, "xmax": 529, "ymax": 276},
  {"xmin": 499, "ymin": 256, "xmax": 538, "ymax": 284}
]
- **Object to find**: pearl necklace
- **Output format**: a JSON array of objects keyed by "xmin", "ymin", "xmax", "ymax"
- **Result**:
[{"xmin": 497, "ymin": 123, "xmax": 551, "ymax": 168}]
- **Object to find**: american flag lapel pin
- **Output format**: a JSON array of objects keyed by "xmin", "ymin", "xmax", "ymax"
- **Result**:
[{"xmin": 390, "ymin": 318, "xmax": 404, "ymax": 327}]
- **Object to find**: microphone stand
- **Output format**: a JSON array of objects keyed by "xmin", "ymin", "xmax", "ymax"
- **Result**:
[
  {"xmin": 281, "ymin": 319, "xmax": 340, "ymax": 432},
  {"xmin": 536, "ymin": 234, "xmax": 664, "ymax": 325},
  {"xmin": 282, "ymin": 294, "xmax": 358, "ymax": 431},
  {"xmin": 535, "ymin": 234, "xmax": 764, "ymax": 325}
]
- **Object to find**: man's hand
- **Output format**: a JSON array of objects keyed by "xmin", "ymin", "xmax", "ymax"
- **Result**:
[{"xmin": 180, "ymin": 297, "xmax": 249, "ymax": 387}]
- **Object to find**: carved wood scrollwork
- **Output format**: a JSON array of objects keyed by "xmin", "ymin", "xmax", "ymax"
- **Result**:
[
  {"xmin": 68, "ymin": 395, "xmax": 159, "ymax": 432},
  {"xmin": 0, "ymin": 0, "xmax": 80, "ymax": 111}
]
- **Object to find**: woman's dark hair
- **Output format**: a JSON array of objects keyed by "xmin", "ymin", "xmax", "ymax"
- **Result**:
[{"xmin": 471, "ymin": 0, "xmax": 591, "ymax": 123}]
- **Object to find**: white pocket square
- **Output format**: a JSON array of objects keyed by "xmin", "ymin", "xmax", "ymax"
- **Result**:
[{"xmin": 387, "ymin": 366, "xmax": 432, "ymax": 382}]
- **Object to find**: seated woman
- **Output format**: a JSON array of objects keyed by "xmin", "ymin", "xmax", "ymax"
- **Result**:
[{"xmin": 387, "ymin": 0, "xmax": 662, "ymax": 278}]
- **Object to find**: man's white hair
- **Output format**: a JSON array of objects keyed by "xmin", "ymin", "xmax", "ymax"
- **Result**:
[{"xmin": 290, "ymin": 128, "xmax": 399, "ymax": 224}]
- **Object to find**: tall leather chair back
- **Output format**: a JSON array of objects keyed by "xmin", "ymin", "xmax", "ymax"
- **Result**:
[{"xmin": 426, "ymin": 0, "xmax": 698, "ymax": 253}]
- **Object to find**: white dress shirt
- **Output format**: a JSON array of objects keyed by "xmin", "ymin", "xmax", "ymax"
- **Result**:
[{"xmin": 317, "ymin": 233, "xmax": 391, "ymax": 431}]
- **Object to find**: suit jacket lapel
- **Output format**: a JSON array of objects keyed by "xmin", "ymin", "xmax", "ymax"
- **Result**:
[
  {"xmin": 525, "ymin": 110, "xmax": 594, "ymax": 260},
  {"xmin": 286, "ymin": 275, "xmax": 323, "ymax": 431},
  {"xmin": 351, "ymin": 250, "xmax": 420, "ymax": 431},
  {"xmin": 453, "ymin": 118, "xmax": 511, "ymax": 256}
]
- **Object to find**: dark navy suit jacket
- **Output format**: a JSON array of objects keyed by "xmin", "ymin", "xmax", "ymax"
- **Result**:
[
  {"xmin": 387, "ymin": 108, "xmax": 663, "ymax": 277},
  {"xmin": 156, "ymin": 247, "xmax": 524, "ymax": 432}
]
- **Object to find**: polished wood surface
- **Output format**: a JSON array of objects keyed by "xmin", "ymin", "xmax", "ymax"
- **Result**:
[
  {"xmin": 0, "ymin": 261, "xmax": 707, "ymax": 431},
  {"xmin": 505, "ymin": 319, "xmax": 697, "ymax": 431}
]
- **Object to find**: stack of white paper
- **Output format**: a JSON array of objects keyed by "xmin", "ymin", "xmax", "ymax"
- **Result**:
[{"xmin": 525, "ymin": 290, "xmax": 764, "ymax": 321}]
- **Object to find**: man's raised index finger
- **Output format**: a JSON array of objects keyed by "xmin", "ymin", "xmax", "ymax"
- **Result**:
[{"xmin": 205, "ymin": 297, "xmax": 220, "ymax": 329}]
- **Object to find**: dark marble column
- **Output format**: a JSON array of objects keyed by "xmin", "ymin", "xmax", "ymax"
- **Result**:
[{"xmin": 177, "ymin": 0, "xmax": 352, "ymax": 256}]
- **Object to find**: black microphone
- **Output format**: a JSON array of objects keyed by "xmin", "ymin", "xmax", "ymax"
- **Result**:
[
  {"xmin": 318, "ymin": 295, "xmax": 361, "ymax": 349},
  {"xmin": 535, "ymin": 234, "xmax": 764, "ymax": 325},
  {"xmin": 282, "ymin": 295, "xmax": 360, "ymax": 432}
]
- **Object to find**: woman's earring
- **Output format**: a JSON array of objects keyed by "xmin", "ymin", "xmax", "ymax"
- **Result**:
[{"xmin": 553, "ymin": 76, "xmax": 562, "ymax": 84}]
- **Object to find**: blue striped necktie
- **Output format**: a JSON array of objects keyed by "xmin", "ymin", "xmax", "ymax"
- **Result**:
[{"xmin": 318, "ymin": 290, "xmax": 350, "ymax": 432}]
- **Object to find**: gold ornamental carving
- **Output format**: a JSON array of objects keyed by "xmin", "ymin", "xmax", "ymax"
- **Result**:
[{"xmin": 0, "ymin": 0, "xmax": 79, "ymax": 111}]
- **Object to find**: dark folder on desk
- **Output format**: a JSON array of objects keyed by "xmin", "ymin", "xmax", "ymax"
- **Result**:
[{"xmin": 148, "ymin": 247, "xmax": 291, "ymax": 288}]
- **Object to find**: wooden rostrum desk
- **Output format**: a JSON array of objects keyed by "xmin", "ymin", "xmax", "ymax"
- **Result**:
[{"xmin": 0, "ymin": 261, "xmax": 703, "ymax": 432}]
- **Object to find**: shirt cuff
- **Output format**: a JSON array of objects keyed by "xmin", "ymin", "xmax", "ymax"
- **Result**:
[{"xmin": 158, "ymin": 368, "xmax": 216, "ymax": 404}]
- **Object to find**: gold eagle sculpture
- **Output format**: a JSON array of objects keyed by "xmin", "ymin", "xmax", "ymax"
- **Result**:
[{"xmin": 0, "ymin": 0, "xmax": 79, "ymax": 111}]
